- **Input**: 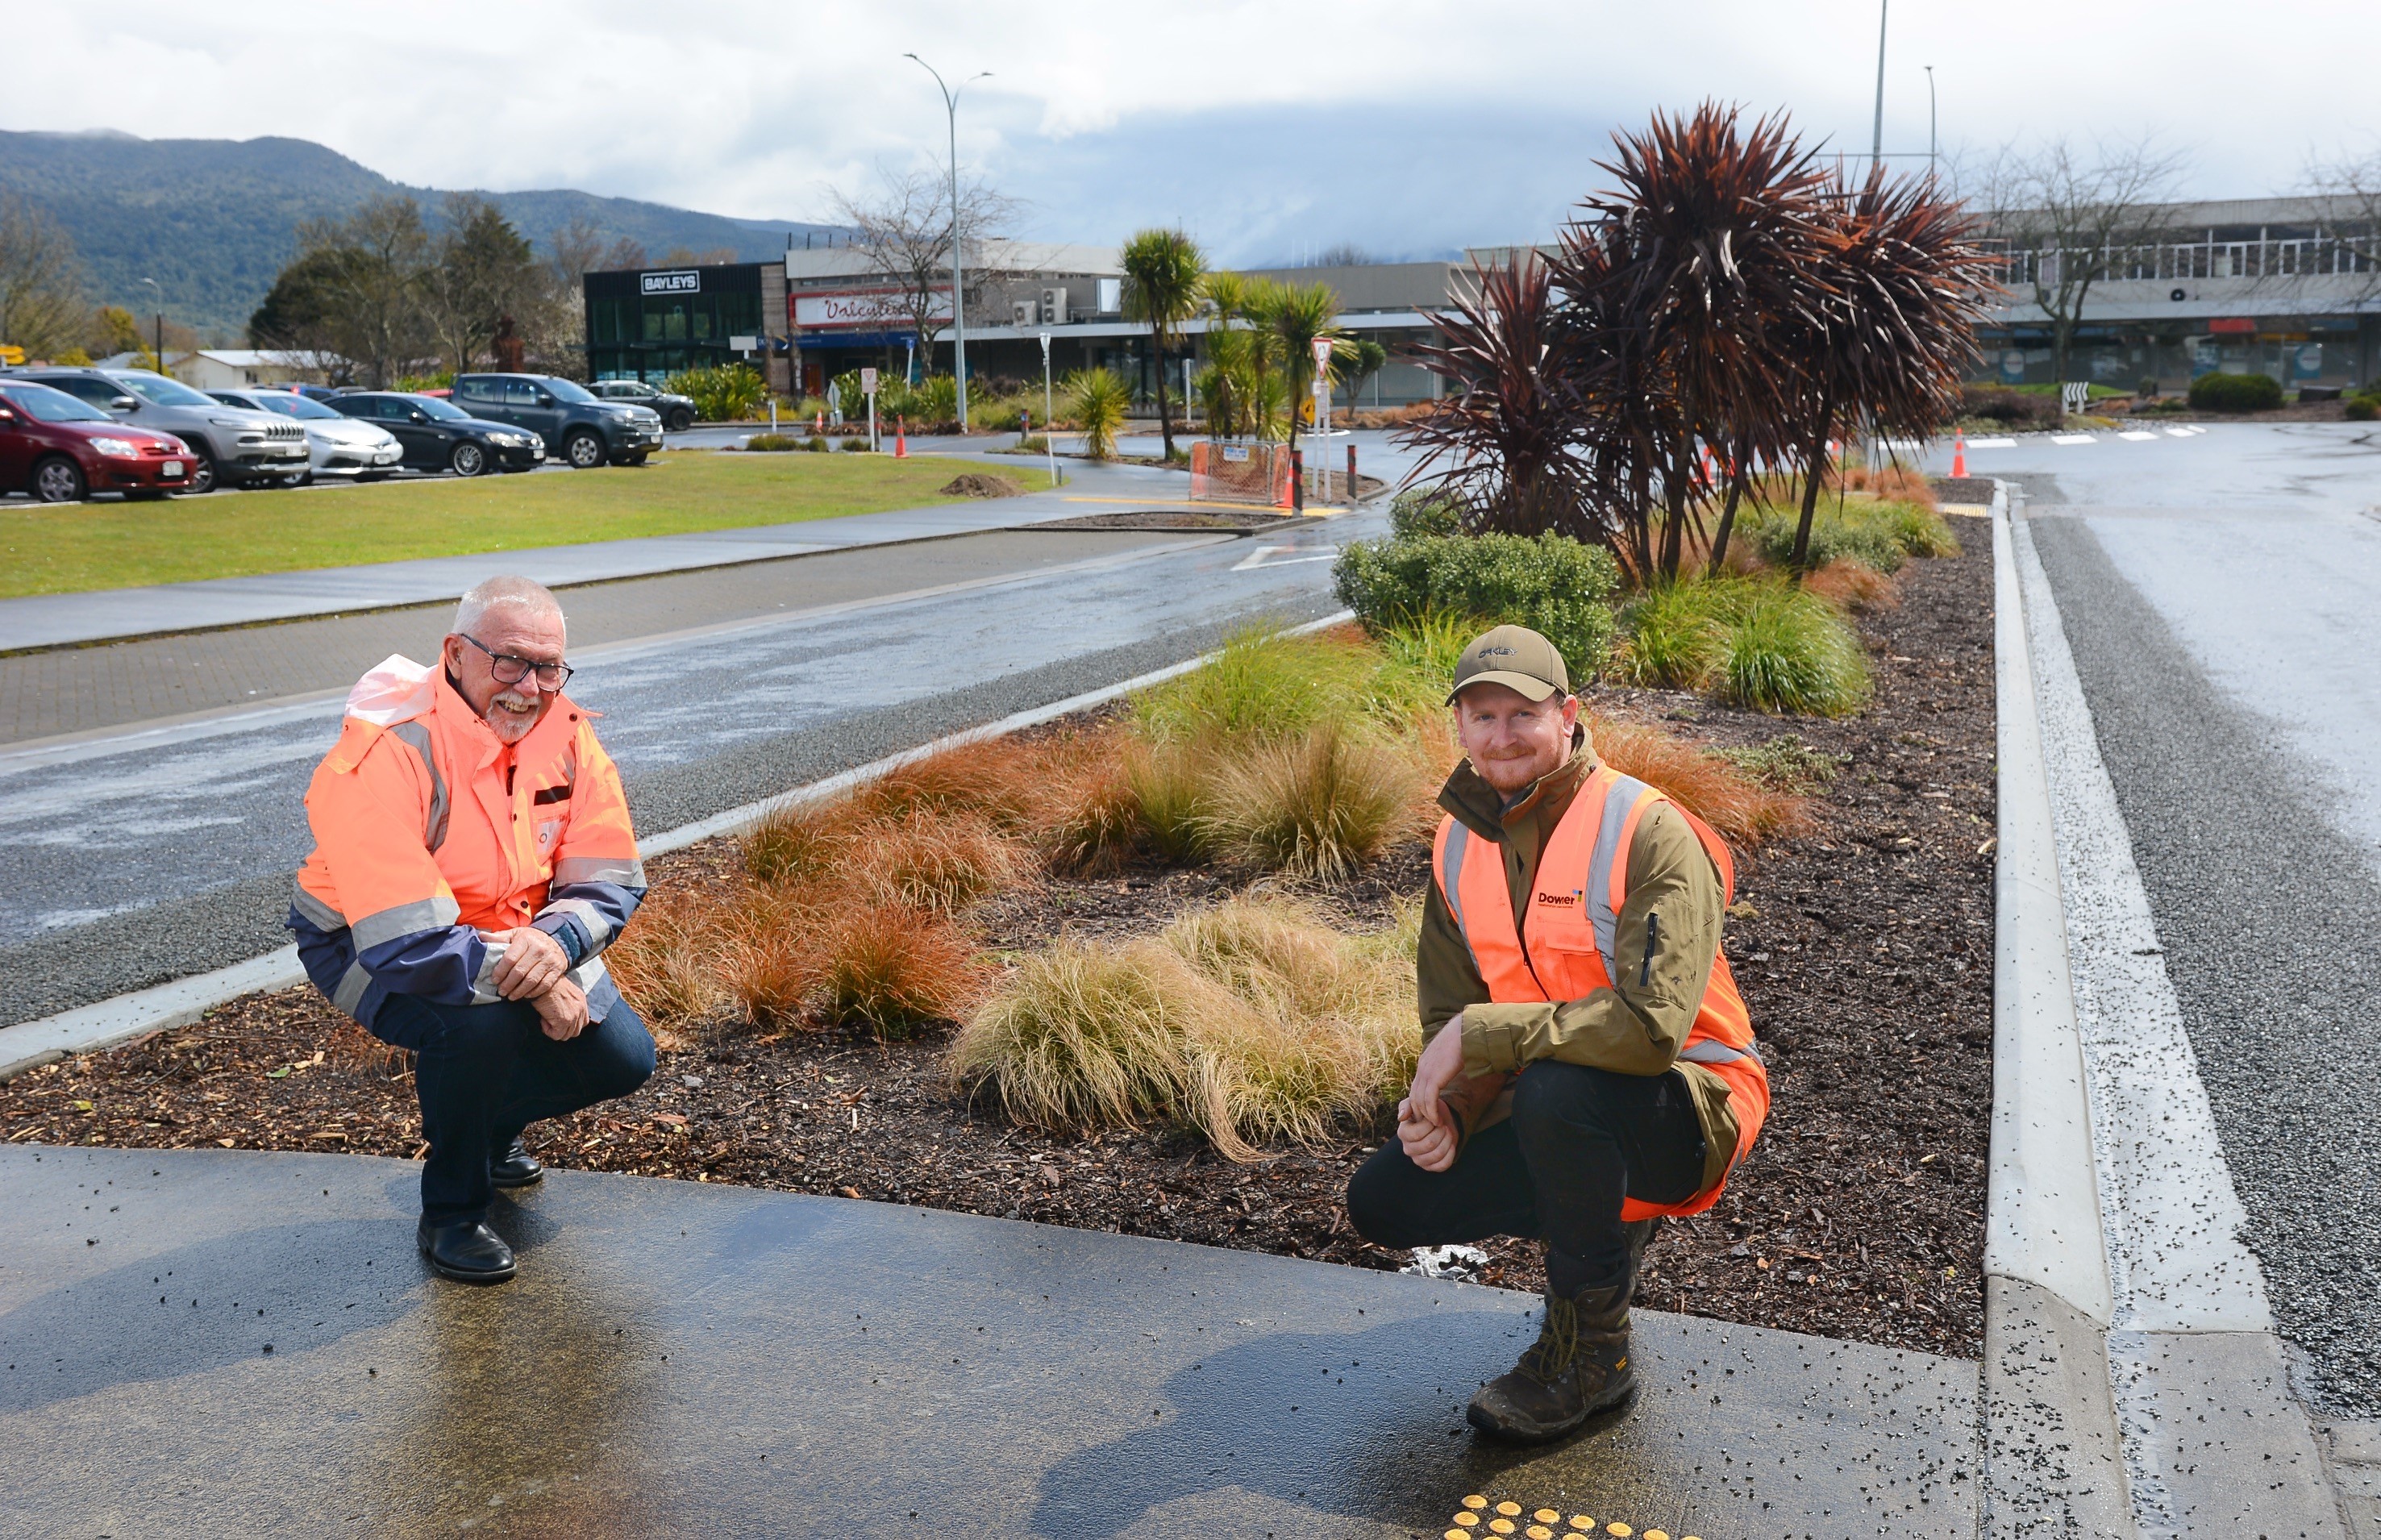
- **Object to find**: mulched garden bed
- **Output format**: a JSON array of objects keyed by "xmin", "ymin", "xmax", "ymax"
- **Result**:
[{"xmin": 0, "ymin": 536, "xmax": 1994, "ymax": 1359}]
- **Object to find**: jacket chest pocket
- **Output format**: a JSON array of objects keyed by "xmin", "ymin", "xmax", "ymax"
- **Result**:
[
  {"xmin": 1527, "ymin": 901, "xmax": 1611, "ymax": 997},
  {"xmin": 535, "ymin": 818, "xmax": 564, "ymax": 858}
]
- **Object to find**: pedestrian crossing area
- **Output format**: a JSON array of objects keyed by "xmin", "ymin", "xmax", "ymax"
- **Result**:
[{"xmin": 1966, "ymin": 425, "xmax": 2209, "ymax": 449}]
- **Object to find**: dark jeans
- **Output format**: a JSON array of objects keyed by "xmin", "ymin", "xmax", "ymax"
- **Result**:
[
  {"xmin": 373, "ymin": 993, "xmax": 656, "ymax": 1226},
  {"xmin": 1347, "ymin": 1059, "xmax": 1706, "ymax": 1293}
]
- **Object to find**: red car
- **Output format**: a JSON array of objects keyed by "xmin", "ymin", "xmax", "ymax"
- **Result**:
[{"xmin": 0, "ymin": 379, "xmax": 195, "ymax": 502}]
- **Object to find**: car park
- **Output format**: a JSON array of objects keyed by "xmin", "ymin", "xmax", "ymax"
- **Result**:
[
  {"xmin": 208, "ymin": 388, "xmax": 404, "ymax": 483},
  {"xmin": 591, "ymin": 378, "xmax": 697, "ymax": 432},
  {"xmin": 452, "ymin": 373, "xmax": 664, "ymax": 467},
  {"xmin": 0, "ymin": 379, "xmax": 195, "ymax": 502},
  {"xmin": 2, "ymin": 367, "xmax": 306, "ymax": 493},
  {"xmin": 328, "ymin": 392, "xmax": 545, "ymax": 477}
]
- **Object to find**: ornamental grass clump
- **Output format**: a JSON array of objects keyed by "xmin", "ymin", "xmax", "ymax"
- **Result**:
[
  {"xmin": 1586, "ymin": 718, "xmax": 1811, "ymax": 845},
  {"xmin": 1130, "ymin": 626, "xmax": 1380, "ymax": 744},
  {"xmin": 1199, "ymin": 722, "xmax": 1432, "ymax": 880},
  {"xmin": 951, "ymin": 897, "xmax": 1415, "ymax": 1159},
  {"xmin": 849, "ymin": 810, "xmax": 1026, "ymax": 914},
  {"xmin": 815, "ymin": 902, "xmax": 983, "ymax": 1037},
  {"xmin": 1721, "ymin": 583, "xmax": 1872, "ymax": 716}
]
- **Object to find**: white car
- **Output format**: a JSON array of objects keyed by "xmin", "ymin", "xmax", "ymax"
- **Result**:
[{"xmin": 207, "ymin": 388, "xmax": 405, "ymax": 483}]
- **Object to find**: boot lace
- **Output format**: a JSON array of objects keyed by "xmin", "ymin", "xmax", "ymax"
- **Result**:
[{"xmin": 1516, "ymin": 1294, "xmax": 1580, "ymax": 1384}]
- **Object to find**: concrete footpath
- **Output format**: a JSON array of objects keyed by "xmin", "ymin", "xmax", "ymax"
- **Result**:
[
  {"xmin": 0, "ymin": 454, "xmax": 1224, "ymax": 654},
  {"xmin": 0, "ymin": 1144, "xmax": 1981, "ymax": 1538}
]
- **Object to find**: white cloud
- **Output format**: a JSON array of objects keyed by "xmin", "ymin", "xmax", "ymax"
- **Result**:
[{"xmin": 10, "ymin": 0, "xmax": 2379, "ymax": 253}]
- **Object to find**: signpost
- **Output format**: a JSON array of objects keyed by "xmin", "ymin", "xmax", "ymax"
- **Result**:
[
  {"xmin": 861, "ymin": 367, "xmax": 880, "ymax": 452},
  {"xmin": 1039, "ymin": 333, "xmax": 1058, "ymax": 487}
]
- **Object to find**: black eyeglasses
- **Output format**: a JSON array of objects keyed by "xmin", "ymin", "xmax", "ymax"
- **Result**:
[{"xmin": 458, "ymin": 632, "xmax": 574, "ymax": 689}]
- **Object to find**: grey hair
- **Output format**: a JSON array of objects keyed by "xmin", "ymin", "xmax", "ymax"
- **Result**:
[{"xmin": 454, "ymin": 575, "xmax": 564, "ymax": 637}]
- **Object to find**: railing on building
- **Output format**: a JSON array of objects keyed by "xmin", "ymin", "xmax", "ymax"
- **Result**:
[{"xmin": 1982, "ymin": 234, "xmax": 2381, "ymax": 287}]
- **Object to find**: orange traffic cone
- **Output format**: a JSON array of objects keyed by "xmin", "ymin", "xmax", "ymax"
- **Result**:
[
  {"xmin": 1701, "ymin": 447, "xmax": 1717, "ymax": 486},
  {"xmin": 895, "ymin": 415, "xmax": 907, "ymax": 458},
  {"xmin": 815, "ymin": 411, "xmax": 824, "ymax": 435},
  {"xmin": 1951, "ymin": 431, "xmax": 1967, "ymax": 478}
]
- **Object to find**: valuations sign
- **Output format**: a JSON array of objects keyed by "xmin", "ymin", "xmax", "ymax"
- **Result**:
[
  {"xmin": 640, "ymin": 270, "xmax": 702, "ymax": 295},
  {"xmin": 793, "ymin": 288, "xmax": 951, "ymax": 330}
]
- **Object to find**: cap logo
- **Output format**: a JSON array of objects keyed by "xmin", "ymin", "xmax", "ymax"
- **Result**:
[{"xmin": 1476, "ymin": 645, "xmax": 1513, "ymax": 658}]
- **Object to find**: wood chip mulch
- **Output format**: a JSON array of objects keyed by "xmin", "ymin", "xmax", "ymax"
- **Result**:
[{"xmin": 0, "ymin": 533, "xmax": 1993, "ymax": 1359}]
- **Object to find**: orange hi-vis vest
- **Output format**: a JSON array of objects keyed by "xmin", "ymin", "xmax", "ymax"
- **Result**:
[{"xmin": 1430, "ymin": 763, "xmax": 1767, "ymax": 1219}]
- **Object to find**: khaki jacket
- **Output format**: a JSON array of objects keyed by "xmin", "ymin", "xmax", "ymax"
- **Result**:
[{"xmin": 1418, "ymin": 736, "xmax": 1741, "ymax": 1194}]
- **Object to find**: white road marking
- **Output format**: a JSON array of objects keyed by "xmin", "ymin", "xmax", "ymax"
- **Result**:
[
  {"xmin": 1231, "ymin": 545, "xmax": 1338, "ymax": 571},
  {"xmin": 2052, "ymin": 433, "xmax": 2099, "ymax": 445},
  {"xmin": 2117, "ymin": 431, "xmax": 2159, "ymax": 441},
  {"xmin": 1964, "ymin": 437, "xmax": 2017, "ymax": 449}
]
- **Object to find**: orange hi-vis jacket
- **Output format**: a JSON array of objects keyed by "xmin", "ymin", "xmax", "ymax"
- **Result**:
[
  {"xmin": 288, "ymin": 655, "xmax": 646, "ymax": 1034},
  {"xmin": 1430, "ymin": 763, "xmax": 1767, "ymax": 1220}
]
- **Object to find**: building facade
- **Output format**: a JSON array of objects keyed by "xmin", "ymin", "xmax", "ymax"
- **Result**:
[{"xmin": 583, "ymin": 260, "xmax": 792, "ymax": 394}]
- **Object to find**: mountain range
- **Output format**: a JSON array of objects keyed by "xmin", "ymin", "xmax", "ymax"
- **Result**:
[{"xmin": 0, "ymin": 129, "xmax": 835, "ymax": 339}]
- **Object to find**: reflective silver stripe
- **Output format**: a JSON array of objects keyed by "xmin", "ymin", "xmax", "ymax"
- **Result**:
[
  {"xmin": 470, "ymin": 942, "xmax": 509, "ymax": 1005},
  {"xmin": 386, "ymin": 720, "xmax": 450, "ymax": 851},
  {"xmin": 540, "ymin": 897, "xmax": 612, "ymax": 949},
  {"xmin": 349, "ymin": 895, "xmax": 460, "ymax": 952},
  {"xmin": 1586, "ymin": 772, "xmax": 1650, "ymax": 978},
  {"xmin": 289, "ymin": 879, "xmax": 346, "ymax": 933},
  {"xmin": 568, "ymin": 956, "xmax": 610, "ymax": 993},
  {"xmin": 552, "ymin": 856, "xmax": 645, "ymax": 888},
  {"xmin": 331, "ymin": 960, "xmax": 373, "ymax": 1018},
  {"xmin": 1680, "ymin": 1037, "xmax": 1765, "ymax": 1068},
  {"xmin": 1438, "ymin": 821, "xmax": 1471, "ymax": 934}
]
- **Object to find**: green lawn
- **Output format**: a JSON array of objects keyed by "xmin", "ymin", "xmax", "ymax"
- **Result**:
[{"xmin": 0, "ymin": 452, "xmax": 971, "ymax": 598}]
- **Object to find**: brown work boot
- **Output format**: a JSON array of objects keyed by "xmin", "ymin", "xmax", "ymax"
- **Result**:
[{"xmin": 1466, "ymin": 1280, "xmax": 1635, "ymax": 1443}]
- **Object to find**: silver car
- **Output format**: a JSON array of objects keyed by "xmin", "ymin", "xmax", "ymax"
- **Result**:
[{"xmin": 207, "ymin": 388, "xmax": 404, "ymax": 483}]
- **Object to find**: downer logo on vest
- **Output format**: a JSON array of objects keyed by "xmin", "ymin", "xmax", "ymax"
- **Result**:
[
  {"xmin": 641, "ymin": 270, "xmax": 701, "ymax": 295},
  {"xmin": 1535, "ymin": 889, "xmax": 1584, "ymax": 907}
]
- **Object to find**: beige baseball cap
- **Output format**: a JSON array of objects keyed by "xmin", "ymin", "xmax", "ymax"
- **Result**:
[{"xmin": 1447, "ymin": 624, "xmax": 1571, "ymax": 704}]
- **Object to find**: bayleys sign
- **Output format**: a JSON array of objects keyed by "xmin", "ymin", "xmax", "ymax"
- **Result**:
[{"xmin": 641, "ymin": 270, "xmax": 701, "ymax": 295}]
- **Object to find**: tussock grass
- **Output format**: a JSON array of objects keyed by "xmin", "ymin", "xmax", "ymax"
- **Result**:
[
  {"xmin": 1131, "ymin": 626, "xmax": 1380, "ymax": 744},
  {"xmin": 718, "ymin": 888, "xmax": 826, "ymax": 1033},
  {"xmin": 742, "ymin": 802, "xmax": 850, "ymax": 885},
  {"xmin": 1200, "ymin": 723, "xmax": 1431, "ymax": 879},
  {"xmin": 951, "ymin": 897, "xmax": 1416, "ymax": 1160},
  {"xmin": 1803, "ymin": 557, "xmax": 1900, "ymax": 613},
  {"xmin": 604, "ymin": 888, "xmax": 728, "ymax": 1043},
  {"xmin": 850, "ymin": 810, "xmax": 1026, "ymax": 914},
  {"xmin": 1619, "ymin": 576, "xmax": 1871, "ymax": 716},
  {"xmin": 816, "ymin": 903, "xmax": 984, "ymax": 1037},
  {"xmin": 1588, "ymin": 718, "xmax": 1810, "ymax": 846},
  {"xmin": 851, "ymin": 739, "xmax": 1052, "ymax": 832}
]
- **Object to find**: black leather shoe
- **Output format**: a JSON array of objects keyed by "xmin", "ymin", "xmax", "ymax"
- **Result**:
[
  {"xmin": 489, "ymin": 1138, "xmax": 544, "ymax": 1189},
  {"xmin": 417, "ymin": 1218, "xmax": 517, "ymax": 1284}
]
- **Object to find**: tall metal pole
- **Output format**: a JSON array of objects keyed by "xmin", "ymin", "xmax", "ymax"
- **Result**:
[
  {"xmin": 1925, "ymin": 65, "xmax": 1938, "ymax": 177},
  {"xmin": 905, "ymin": 55, "xmax": 989, "ymax": 431},
  {"xmin": 1870, "ymin": 0, "xmax": 1889, "ymax": 170},
  {"xmin": 140, "ymin": 277, "xmax": 162, "ymax": 373}
]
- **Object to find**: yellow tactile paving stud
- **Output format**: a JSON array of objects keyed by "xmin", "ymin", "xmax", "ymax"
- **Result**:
[{"xmin": 1440, "ymin": 1498, "xmax": 1703, "ymax": 1540}]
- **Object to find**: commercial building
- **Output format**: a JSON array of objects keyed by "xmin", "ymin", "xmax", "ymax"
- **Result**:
[
  {"xmin": 1975, "ymin": 194, "xmax": 2381, "ymax": 389},
  {"xmin": 583, "ymin": 260, "xmax": 792, "ymax": 395},
  {"xmin": 169, "ymin": 349, "xmax": 331, "ymax": 389}
]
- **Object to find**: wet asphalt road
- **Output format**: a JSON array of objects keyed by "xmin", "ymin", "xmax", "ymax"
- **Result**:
[
  {"xmin": 1988, "ymin": 422, "xmax": 2381, "ymax": 1418},
  {"xmin": 0, "ymin": 507, "xmax": 1376, "ymax": 1027}
]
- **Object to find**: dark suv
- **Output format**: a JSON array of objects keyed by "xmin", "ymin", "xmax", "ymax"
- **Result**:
[
  {"xmin": 591, "ymin": 378, "xmax": 697, "ymax": 432},
  {"xmin": 4, "ymin": 366, "xmax": 308, "ymax": 493},
  {"xmin": 451, "ymin": 373, "xmax": 663, "ymax": 468}
]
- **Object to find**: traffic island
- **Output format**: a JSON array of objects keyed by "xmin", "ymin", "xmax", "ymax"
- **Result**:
[{"xmin": 1, "ymin": 1145, "xmax": 1979, "ymax": 1538}]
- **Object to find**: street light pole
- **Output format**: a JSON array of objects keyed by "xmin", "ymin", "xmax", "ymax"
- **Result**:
[
  {"xmin": 905, "ymin": 54, "xmax": 989, "ymax": 431},
  {"xmin": 1870, "ymin": 0, "xmax": 1889, "ymax": 171},
  {"xmin": 1924, "ymin": 65, "xmax": 1938, "ymax": 178},
  {"xmin": 139, "ymin": 277, "xmax": 163, "ymax": 373}
]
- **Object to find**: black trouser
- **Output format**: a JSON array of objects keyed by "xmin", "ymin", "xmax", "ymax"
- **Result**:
[
  {"xmin": 373, "ymin": 993, "xmax": 656, "ymax": 1226},
  {"xmin": 1347, "ymin": 1059, "xmax": 1706, "ymax": 1294}
]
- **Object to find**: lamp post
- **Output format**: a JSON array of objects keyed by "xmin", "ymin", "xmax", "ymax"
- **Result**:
[
  {"xmin": 905, "ymin": 54, "xmax": 990, "ymax": 431},
  {"xmin": 1924, "ymin": 65, "xmax": 1938, "ymax": 179},
  {"xmin": 139, "ymin": 277, "xmax": 164, "ymax": 374},
  {"xmin": 1870, "ymin": 0, "xmax": 1888, "ymax": 171}
]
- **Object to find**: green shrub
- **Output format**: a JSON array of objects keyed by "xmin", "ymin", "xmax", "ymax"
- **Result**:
[
  {"xmin": 805, "ymin": 435, "xmax": 830, "ymax": 452},
  {"xmin": 1719, "ymin": 585, "xmax": 1872, "ymax": 716},
  {"xmin": 664, "ymin": 363, "xmax": 768, "ymax": 422},
  {"xmin": 743, "ymin": 433, "xmax": 801, "ymax": 452},
  {"xmin": 1388, "ymin": 489, "xmax": 1463, "ymax": 539},
  {"xmin": 1334, "ymin": 531, "xmax": 1621, "ymax": 681},
  {"xmin": 1064, "ymin": 368, "xmax": 1133, "ymax": 459},
  {"xmin": 1621, "ymin": 578, "xmax": 1870, "ymax": 715},
  {"xmin": 839, "ymin": 436, "xmax": 874, "ymax": 452},
  {"xmin": 2187, "ymin": 371, "xmax": 2283, "ymax": 412},
  {"xmin": 2347, "ymin": 395, "xmax": 2379, "ymax": 422}
]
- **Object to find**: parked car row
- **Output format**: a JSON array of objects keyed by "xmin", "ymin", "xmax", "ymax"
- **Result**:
[{"xmin": 0, "ymin": 366, "xmax": 672, "ymax": 502}]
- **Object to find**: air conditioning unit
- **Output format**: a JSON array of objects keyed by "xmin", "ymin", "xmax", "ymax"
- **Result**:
[
  {"xmin": 1041, "ymin": 287, "xmax": 1068, "ymax": 327},
  {"xmin": 1012, "ymin": 299, "xmax": 1039, "ymax": 327}
]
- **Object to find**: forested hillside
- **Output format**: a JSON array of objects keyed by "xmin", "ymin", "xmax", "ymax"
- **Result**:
[{"xmin": 0, "ymin": 130, "xmax": 830, "ymax": 337}]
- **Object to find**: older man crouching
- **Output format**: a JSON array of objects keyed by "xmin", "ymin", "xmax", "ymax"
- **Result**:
[{"xmin": 289, "ymin": 575, "xmax": 654, "ymax": 1282}]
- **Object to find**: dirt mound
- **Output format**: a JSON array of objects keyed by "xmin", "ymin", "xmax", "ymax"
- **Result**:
[{"xmin": 940, "ymin": 472, "xmax": 1023, "ymax": 498}]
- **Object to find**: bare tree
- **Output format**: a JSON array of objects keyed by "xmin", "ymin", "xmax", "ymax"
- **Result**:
[
  {"xmin": 1975, "ymin": 137, "xmax": 2189, "ymax": 386},
  {"xmin": 597, "ymin": 236, "xmax": 648, "ymax": 273},
  {"xmin": 548, "ymin": 216, "xmax": 606, "ymax": 289},
  {"xmin": 0, "ymin": 192, "xmax": 89, "ymax": 360},
  {"xmin": 2301, "ymin": 146, "xmax": 2381, "ymax": 314},
  {"xmin": 293, "ymin": 196, "xmax": 435, "ymax": 387},
  {"xmin": 830, "ymin": 164, "xmax": 1018, "ymax": 373}
]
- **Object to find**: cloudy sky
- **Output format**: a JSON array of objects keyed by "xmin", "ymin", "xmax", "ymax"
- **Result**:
[{"xmin": 14, "ymin": 1, "xmax": 2381, "ymax": 262}]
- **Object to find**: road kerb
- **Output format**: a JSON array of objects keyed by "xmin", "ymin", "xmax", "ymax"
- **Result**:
[
  {"xmin": 1983, "ymin": 483, "xmax": 2137, "ymax": 1536},
  {"xmin": 0, "ymin": 611, "xmax": 1356, "ymax": 1082}
]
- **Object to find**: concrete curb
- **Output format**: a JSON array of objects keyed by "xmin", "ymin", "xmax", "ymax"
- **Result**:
[
  {"xmin": 0, "ymin": 611, "xmax": 1355, "ymax": 1083},
  {"xmin": 1982, "ymin": 482, "xmax": 2137, "ymax": 1536}
]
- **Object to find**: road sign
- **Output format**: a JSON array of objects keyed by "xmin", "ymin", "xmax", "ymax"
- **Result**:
[{"xmin": 860, "ymin": 368, "xmax": 879, "ymax": 395}]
